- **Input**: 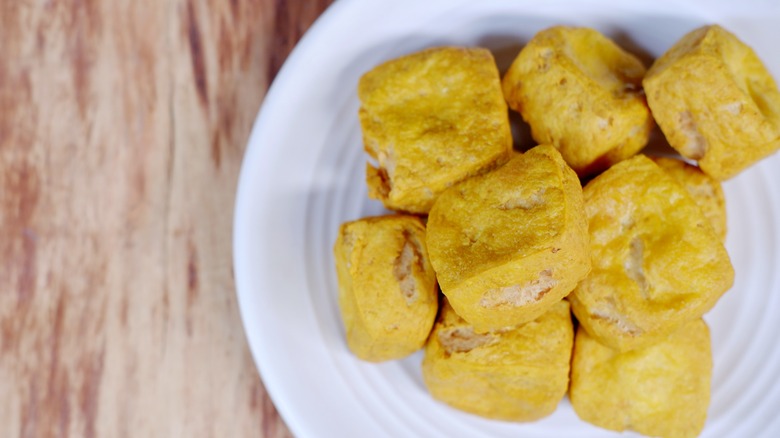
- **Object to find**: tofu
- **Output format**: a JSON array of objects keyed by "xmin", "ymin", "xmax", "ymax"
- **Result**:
[
  {"xmin": 652, "ymin": 156, "xmax": 727, "ymax": 241},
  {"xmin": 422, "ymin": 299, "xmax": 573, "ymax": 421},
  {"xmin": 502, "ymin": 26, "xmax": 653, "ymax": 176},
  {"xmin": 359, "ymin": 47, "xmax": 513, "ymax": 214},
  {"xmin": 333, "ymin": 215, "xmax": 438, "ymax": 361},
  {"xmin": 644, "ymin": 25, "xmax": 780, "ymax": 180},
  {"xmin": 426, "ymin": 145, "xmax": 590, "ymax": 332},
  {"xmin": 570, "ymin": 319, "xmax": 712, "ymax": 438},
  {"xmin": 570, "ymin": 155, "xmax": 734, "ymax": 351}
]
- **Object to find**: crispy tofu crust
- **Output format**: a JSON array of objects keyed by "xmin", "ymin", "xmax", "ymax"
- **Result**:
[
  {"xmin": 426, "ymin": 145, "xmax": 590, "ymax": 332},
  {"xmin": 570, "ymin": 155, "xmax": 733, "ymax": 351},
  {"xmin": 570, "ymin": 319, "xmax": 712, "ymax": 438},
  {"xmin": 644, "ymin": 25, "xmax": 780, "ymax": 180},
  {"xmin": 652, "ymin": 156, "xmax": 727, "ymax": 241},
  {"xmin": 333, "ymin": 215, "xmax": 438, "ymax": 361},
  {"xmin": 502, "ymin": 26, "xmax": 653, "ymax": 176},
  {"xmin": 359, "ymin": 47, "xmax": 512, "ymax": 213},
  {"xmin": 422, "ymin": 300, "xmax": 573, "ymax": 421}
]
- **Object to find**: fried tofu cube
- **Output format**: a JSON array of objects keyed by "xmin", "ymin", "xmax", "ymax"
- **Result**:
[
  {"xmin": 502, "ymin": 26, "xmax": 653, "ymax": 176},
  {"xmin": 359, "ymin": 47, "xmax": 513, "ymax": 214},
  {"xmin": 333, "ymin": 215, "xmax": 438, "ymax": 361},
  {"xmin": 422, "ymin": 299, "xmax": 573, "ymax": 421},
  {"xmin": 644, "ymin": 25, "xmax": 780, "ymax": 180},
  {"xmin": 570, "ymin": 319, "xmax": 712, "ymax": 438},
  {"xmin": 570, "ymin": 155, "xmax": 733, "ymax": 351},
  {"xmin": 426, "ymin": 145, "xmax": 590, "ymax": 332},
  {"xmin": 652, "ymin": 156, "xmax": 727, "ymax": 241}
]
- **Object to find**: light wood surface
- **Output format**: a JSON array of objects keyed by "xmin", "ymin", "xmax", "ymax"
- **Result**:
[{"xmin": 1, "ymin": 1, "xmax": 331, "ymax": 436}]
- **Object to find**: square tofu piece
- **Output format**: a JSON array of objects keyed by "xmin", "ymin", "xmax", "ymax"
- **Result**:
[
  {"xmin": 652, "ymin": 156, "xmax": 727, "ymax": 241},
  {"xmin": 333, "ymin": 215, "xmax": 438, "ymax": 362},
  {"xmin": 502, "ymin": 26, "xmax": 653, "ymax": 176},
  {"xmin": 359, "ymin": 47, "xmax": 513, "ymax": 214},
  {"xmin": 426, "ymin": 145, "xmax": 590, "ymax": 332},
  {"xmin": 422, "ymin": 299, "xmax": 573, "ymax": 422},
  {"xmin": 570, "ymin": 155, "xmax": 733, "ymax": 352},
  {"xmin": 570, "ymin": 319, "xmax": 712, "ymax": 438},
  {"xmin": 644, "ymin": 25, "xmax": 780, "ymax": 180}
]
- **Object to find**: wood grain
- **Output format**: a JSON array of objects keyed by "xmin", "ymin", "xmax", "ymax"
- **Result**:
[{"xmin": 1, "ymin": 0, "xmax": 331, "ymax": 436}]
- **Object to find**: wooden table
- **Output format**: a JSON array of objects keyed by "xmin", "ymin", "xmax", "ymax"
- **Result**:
[{"xmin": 2, "ymin": 1, "xmax": 331, "ymax": 436}]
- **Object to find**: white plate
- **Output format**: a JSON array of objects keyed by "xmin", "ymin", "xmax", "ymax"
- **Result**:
[{"xmin": 234, "ymin": 1, "xmax": 780, "ymax": 437}]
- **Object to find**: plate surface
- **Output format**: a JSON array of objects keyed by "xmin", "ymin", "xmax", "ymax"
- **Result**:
[{"xmin": 234, "ymin": 1, "xmax": 780, "ymax": 436}]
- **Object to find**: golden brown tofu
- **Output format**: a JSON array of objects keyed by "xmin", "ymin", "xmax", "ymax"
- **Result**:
[
  {"xmin": 426, "ymin": 145, "xmax": 590, "ymax": 333},
  {"xmin": 652, "ymin": 156, "xmax": 727, "ymax": 241},
  {"xmin": 502, "ymin": 26, "xmax": 653, "ymax": 176},
  {"xmin": 644, "ymin": 25, "xmax": 780, "ymax": 180},
  {"xmin": 570, "ymin": 155, "xmax": 733, "ymax": 351},
  {"xmin": 333, "ymin": 215, "xmax": 438, "ymax": 362},
  {"xmin": 570, "ymin": 319, "xmax": 712, "ymax": 438},
  {"xmin": 359, "ymin": 47, "xmax": 513, "ymax": 214},
  {"xmin": 422, "ymin": 299, "xmax": 573, "ymax": 421}
]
